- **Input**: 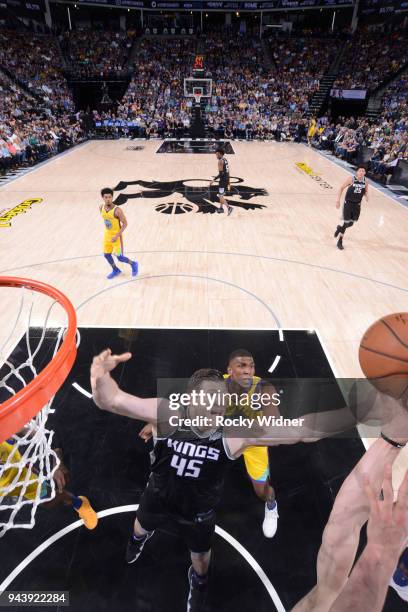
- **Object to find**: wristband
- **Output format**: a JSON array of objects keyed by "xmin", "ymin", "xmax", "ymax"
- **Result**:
[{"xmin": 381, "ymin": 432, "xmax": 406, "ymax": 449}]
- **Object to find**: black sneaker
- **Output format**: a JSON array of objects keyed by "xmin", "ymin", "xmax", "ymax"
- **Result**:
[
  {"xmin": 227, "ymin": 205, "xmax": 233, "ymax": 216},
  {"xmin": 187, "ymin": 566, "xmax": 208, "ymax": 612},
  {"xmin": 337, "ymin": 238, "xmax": 344, "ymax": 250},
  {"xmin": 126, "ymin": 531, "xmax": 154, "ymax": 564},
  {"xmin": 216, "ymin": 207, "xmax": 224, "ymax": 214},
  {"xmin": 334, "ymin": 225, "xmax": 341, "ymax": 238}
]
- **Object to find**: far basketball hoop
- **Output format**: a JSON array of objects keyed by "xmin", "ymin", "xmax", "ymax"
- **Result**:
[
  {"xmin": 184, "ymin": 77, "xmax": 212, "ymax": 101},
  {"xmin": 193, "ymin": 92, "xmax": 202, "ymax": 106}
]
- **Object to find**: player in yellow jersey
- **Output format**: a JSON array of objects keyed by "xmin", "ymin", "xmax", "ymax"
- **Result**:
[
  {"xmin": 224, "ymin": 349, "xmax": 279, "ymax": 538},
  {"xmin": 0, "ymin": 434, "xmax": 98, "ymax": 529},
  {"xmin": 307, "ymin": 117, "xmax": 317, "ymax": 145},
  {"xmin": 100, "ymin": 187, "xmax": 138, "ymax": 280}
]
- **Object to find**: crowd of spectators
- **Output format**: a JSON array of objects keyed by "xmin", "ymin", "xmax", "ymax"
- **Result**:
[
  {"xmin": 334, "ymin": 28, "xmax": 407, "ymax": 91},
  {"xmin": 0, "ymin": 73, "xmax": 84, "ymax": 173},
  {"xmin": 268, "ymin": 35, "xmax": 337, "ymax": 112},
  {"xmin": 197, "ymin": 33, "xmax": 337, "ymax": 136},
  {"xmin": 61, "ymin": 29, "xmax": 136, "ymax": 78},
  {"xmin": 0, "ymin": 30, "xmax": 74, "ymax": 112},
  {"xmin": 95, "ymin": 31, "xmax": 335, "ymax": 139},
  {"xmin": 310, "ymin": 90, "xmax": 408, "ymax": 181},
  {"xmin": 1, "ymin": 24, "xmax": 407, "ymax": 183},
  {"xmin": 100, "ymin": 37, "xmax": 197, "ymax": 137}
]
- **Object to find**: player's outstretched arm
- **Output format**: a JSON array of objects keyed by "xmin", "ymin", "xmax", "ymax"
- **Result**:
[
  {"xmin": 91, "ymin": 349, "xmax": 158, "ymax": 423},
  {"xmin": 328, "ymin": 467, "xmax": 408, "ymax": 612}
]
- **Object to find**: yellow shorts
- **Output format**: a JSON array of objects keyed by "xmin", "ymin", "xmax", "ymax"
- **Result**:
[
  {"xmin": 103, "ymin": 235, "xmax": 122, "ymax": 255},
  {"xmin": 243, "ymin": 446, "xmax": 269, "ymax": 483}
]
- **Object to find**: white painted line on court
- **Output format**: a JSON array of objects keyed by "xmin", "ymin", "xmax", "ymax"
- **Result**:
[
  {"xmin": 215, "ymin": 524, "xmax": 286, "ymax": 611},
  {"xmin": 72, "ymin": 382, "xmax": 92, "ymax": 399},
  {"xmin": 268, "ymin": 355, "xmax": 281, "ymax": 374},
  {"xmin": 0, "ymin": 505, "xmax": 286, "ymax": 611},
  {"xmin": 314, "ymin": 328, "xmax": 369, "ymax": 451}
]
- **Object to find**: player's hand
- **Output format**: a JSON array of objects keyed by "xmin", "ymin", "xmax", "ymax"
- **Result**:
[
  {"xmin": 91, "ymin": 349, "xmax": 132, "ymax": 381},
  {"xmin": 111, "ymin": 234, "xmax": 119, "ymax": 243},
  {"xmin": 335, "ymin": 201, "xmax": 340, "ymax": 209},
  {"xmin": 139, "ymin": 423, "xmax": 153, "ymax": 443},
  {"xmin": 364, "ymin": 465, "xmax": 408, "ymax": 559},
  {"xmin": 53, "ymin": 465, "xmax": 69, "ymax": 493}
]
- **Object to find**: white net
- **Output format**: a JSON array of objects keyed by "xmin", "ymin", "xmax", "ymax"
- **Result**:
[{"xmin": 0, "ymin": 282, "xmax": 76, "ymax": 537}]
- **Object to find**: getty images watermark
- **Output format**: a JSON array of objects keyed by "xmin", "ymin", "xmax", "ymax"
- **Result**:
[
  {"xmin": 156, "ymin": 377, "xmax": 407, "ymax": 440},
  {"xmin": 165, "ymin": 387, "xmax": 306, "ymax": 430}
]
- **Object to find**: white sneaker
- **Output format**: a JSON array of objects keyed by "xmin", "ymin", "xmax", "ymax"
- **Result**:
[
  {"xmin": 390, "ymin": 576, "xmax": 408, "ymax": 602},
  {"xmin": 262, "ymin": 502, "xmax": 279, "ymax": 538}
]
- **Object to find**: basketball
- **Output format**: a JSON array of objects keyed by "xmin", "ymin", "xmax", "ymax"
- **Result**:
[{"xmin": 359, "ymin": 313, "xmax": 408, "ymax": 398}]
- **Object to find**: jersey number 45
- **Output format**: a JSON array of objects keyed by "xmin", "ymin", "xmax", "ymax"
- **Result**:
[{"xmin": 171, "ymin": 454, "xmax": 203, "ymax": 478}]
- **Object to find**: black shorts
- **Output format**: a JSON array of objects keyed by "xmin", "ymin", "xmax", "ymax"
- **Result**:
[
  {"xmin": 136, "ymin": 477, "xmax": 216, "ymax": 553},
  {"xmin": 218, "ymin": 179, "xmax": 228, "ymax": 196},
  {"xmin": 342, "ymin": 200, "xmax": 361, "ymax": 223}
]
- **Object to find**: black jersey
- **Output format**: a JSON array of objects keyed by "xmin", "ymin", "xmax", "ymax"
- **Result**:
[
  {"xmin": 219, "ymin": 157, "xmax": 229, "ymax": 180},
  {"xmin": 345, "ymin": 176, "xmax": 366, "ymax": 204},
  {"xmin": 149, "ymin": 427, "xmax": 232, "ymax": 517}
]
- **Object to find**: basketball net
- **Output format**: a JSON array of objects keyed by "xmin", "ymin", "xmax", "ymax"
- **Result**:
[
  {"xmin": 0, "ymin": 277, "xmax": 77, "ymax": 537},
  {"xmin": 194, "ymin": 93, "xmax": 202, "ymax": 106}
]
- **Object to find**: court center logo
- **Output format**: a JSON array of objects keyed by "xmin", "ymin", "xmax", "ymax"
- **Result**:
[
  {"xmin": 112, "ymin": 178, "xmax": 268, "ymax": 214},
  {"xmin": 295, "ymin": 163, "xmax": 333, "ymax": 189}
]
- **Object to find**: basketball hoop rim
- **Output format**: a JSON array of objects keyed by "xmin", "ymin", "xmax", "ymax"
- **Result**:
[{"xmin": 0, "ymin": 277, "xmax": 77, "ymax": 443}]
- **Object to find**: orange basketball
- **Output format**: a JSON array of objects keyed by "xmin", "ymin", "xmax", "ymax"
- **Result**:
[{"xmin": 359, "ymin": 313, "xmax": 408, "ymax": 398}]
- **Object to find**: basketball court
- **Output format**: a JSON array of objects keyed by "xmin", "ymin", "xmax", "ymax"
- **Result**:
[{"xmin": 0, "ymin": 138, "xmax": 407, "ymax": 611}]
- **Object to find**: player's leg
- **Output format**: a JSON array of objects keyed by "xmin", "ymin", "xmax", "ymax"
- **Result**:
[
  {"xmin": 292, "ymin": 437, "xmax": 406, "ymax": 612},
  {"xmin": 43, "ymin": 487, "xmax": 98, "ymax": 529},
  {"xmin": 218, "ymin": 187, "xmax": 232, "ymax": 215},
  {"xmin": 104, "ymin": 240, "xmax": 122, "ymax": 279},
  {"xmin": 11, "ymin": 469, "xmax": 98, "ymax": 530},
  {"xmin": 115, "ymin": 238, "xmax": 138, "ymax": 276},
  {"xmin": 183, "ymin": 511, "xmax": 215, "ymax": 612},
  {"xmin": 126, "ymin": 480, "xmax": 163, "ymax": 563},
  {"xmin": 243, "ymin": 446, "xmax": 279, "ymax": 538},
  {"xmin": 335, "ymin": 201, "xmax": 353, "ymax": 250}
]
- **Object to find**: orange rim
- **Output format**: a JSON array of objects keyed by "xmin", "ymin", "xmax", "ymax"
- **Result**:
[{"xmin": 0, "ymin": 277, "xmax": 77, "ymax": 442}]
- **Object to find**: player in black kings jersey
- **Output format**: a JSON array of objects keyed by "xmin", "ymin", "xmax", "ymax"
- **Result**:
[
  {"xmin": 210, "ymin": 148, "xmax": 233, "ymax": 215},
  {"xmin": 334, "ymin": 165, "xmax": 369, "ymax": 250},
  {"xmin": 91, "ymin": 357, "xmax": 235, "ymax": 611}
]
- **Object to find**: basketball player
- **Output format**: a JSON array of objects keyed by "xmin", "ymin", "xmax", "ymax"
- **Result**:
[
  {"xmin": 209, "ymin": 148, "xmax": 233, "ymax": 215},
  {"xmin": 138, "ymin": 349, "xmax": 280, "ymax": 538},
  {"xmin": 100, "ymin": 187, "xmax": 138, "ymax": 279},
  {"xmin": 0, "ymin": 435, "xmax": 98, "ymax": 529},
  {"xmin": 334, "ymin": 166, "xmax": 369, "ymax": 250},
  {"xmin": 91, "ymin": 349, "xmax": 378, "ymax": 611},
  {"xmin": 224, "ymin": 349, "xmax": 279, "ymax": 538}
]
